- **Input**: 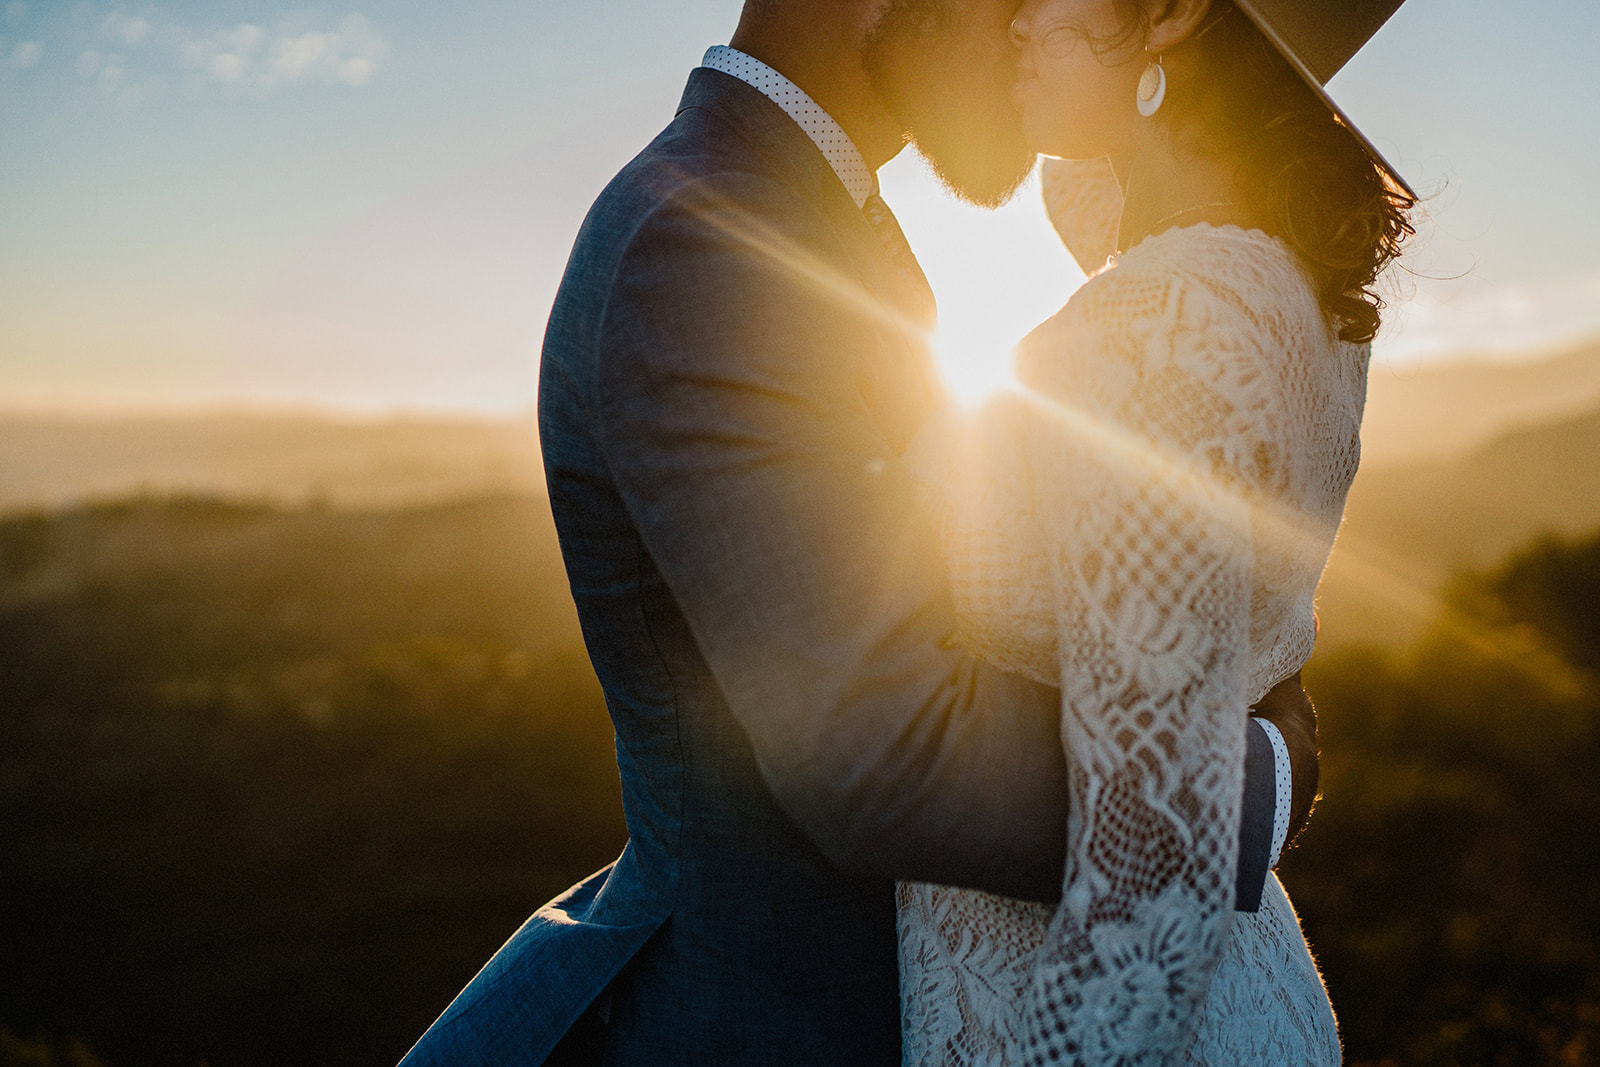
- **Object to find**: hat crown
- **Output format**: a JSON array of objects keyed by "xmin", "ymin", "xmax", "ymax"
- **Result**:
[{"xmin": 1233, "ymin": 0, "xmax": 1405, "ymax": 84}]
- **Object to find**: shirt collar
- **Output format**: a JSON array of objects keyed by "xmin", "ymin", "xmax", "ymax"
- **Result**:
[{"xmin": 701, "ymin": 45, "xmax": 875, "ymax": 208}]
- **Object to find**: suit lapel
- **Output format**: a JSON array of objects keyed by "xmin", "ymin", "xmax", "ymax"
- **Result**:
[
  {"xmin": 827, "ymin": 190, "xmax": 946, "ymax": 452},
  {"xmin": 677, "ymin": 68, "xmax": 948, "ymax": 452}
]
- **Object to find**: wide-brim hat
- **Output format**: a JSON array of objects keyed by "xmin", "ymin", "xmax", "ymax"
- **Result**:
[{"xmin": 1230, "ymin": 0, "xmax": 1415, "ymax": 198}]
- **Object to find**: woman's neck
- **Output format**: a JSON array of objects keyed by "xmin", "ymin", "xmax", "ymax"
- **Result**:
[{"xmin": 1112, "ymin": 128, "xmax": 1255, "ymax": 251}]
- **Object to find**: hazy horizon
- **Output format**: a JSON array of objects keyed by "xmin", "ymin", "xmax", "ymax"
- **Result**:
[{"xmin": 2, "ymin": 328, "xmax": 1596, "ymax": 426}]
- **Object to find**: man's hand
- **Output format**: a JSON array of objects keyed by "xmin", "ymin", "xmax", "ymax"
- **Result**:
[{"xmin": 1250, "ymin": 671, "xmax": 1320, "ymax": 848}]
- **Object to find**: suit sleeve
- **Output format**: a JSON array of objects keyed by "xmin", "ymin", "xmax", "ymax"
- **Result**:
[{"xmin": 594, "ymin": 171, "xmax": 1067, "ymax": 902}]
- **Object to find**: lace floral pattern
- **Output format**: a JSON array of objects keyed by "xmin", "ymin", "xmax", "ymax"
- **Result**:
[{"xmin": 898, "ymin": 215, "xmax": 1361, "ymax": 1065}]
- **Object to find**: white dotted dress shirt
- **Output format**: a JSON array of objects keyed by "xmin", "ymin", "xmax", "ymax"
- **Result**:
[{"xmin": 701, "ymin": 45, "xmax": 875, "ymax": 208}]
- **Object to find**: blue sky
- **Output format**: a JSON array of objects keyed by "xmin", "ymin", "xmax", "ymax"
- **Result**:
[{"xmin": 1, "ymin": 0, "xmax": 1597, "ymax": 412}]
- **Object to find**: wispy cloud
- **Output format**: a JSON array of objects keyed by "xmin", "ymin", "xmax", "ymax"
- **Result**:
[
  {"xmin": 8, "ymin": 5, "xmax": 391, "ymax": 103},
  {"xmin": 174, "ymin": 14, "xmax": 390, "ymax": 93},
  {"xmin": 1379, "ymin": 269, "xmax": 1600, "ymax": 365},
  {"xmin": 103, "ymin": 12, "xmax": 150, "ymax": 48}
]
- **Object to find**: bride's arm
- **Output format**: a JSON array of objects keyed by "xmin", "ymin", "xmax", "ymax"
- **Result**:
[{"xmin": 1009, "ymin": 263, "xmax": 1282, "ymax": 1062}]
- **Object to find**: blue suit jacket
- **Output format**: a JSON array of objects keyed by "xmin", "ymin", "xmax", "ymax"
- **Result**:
[{"xmin": 398, "ymin": 67, "xmax": 1277, "ymax": 1067}]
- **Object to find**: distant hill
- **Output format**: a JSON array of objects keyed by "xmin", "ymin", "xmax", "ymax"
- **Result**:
[
  {"xmin": 0, "ymin": 411, "xmax": 543, "ymax": 513},
  {"xmin": 1318, "ymin": 403, "xmax": 1600, "ymax": 650},
  {"xmin": 1362, "ymin": 336, "xmax": 1600, "ymax": 464},
  {"xmin": 8, "ymin": 344, "xmax": 1600, "ymax": 657},
  {"xmin": 5, "ymin": 333, "xmax": 1596, "ymax": 505}
]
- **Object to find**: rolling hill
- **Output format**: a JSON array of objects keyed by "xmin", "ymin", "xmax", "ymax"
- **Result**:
[
  {"xmin": 0, "ymin": 495, "xmax": 621, "ymax": 1067},
  {"xmin": 1318, "ymin": 402, "xmax": 1600, "ymax": 650},
  {"xmin": 1360, "ymin": 336, "xmax": 1600, "ymax": 464},
  {"xmin": 0, "ymin": 411, "xmax": 544, "ymax": 513},
  {"xmin": 5, "ymin": 362, "xmax": 1599, "ymax": 1061},
  {"xmin": 5, "ymin": 334, "xmax": 1599, "ymax": 659}
]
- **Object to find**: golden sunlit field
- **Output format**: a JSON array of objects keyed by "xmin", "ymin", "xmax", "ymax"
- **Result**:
[
  {"xmin": 0, "ymin": 494, "xmax": 626, "ymax": 1066},
  {"xmin": 3, "ymin": 339, "xmax": 1600, "ymax": 1066}
]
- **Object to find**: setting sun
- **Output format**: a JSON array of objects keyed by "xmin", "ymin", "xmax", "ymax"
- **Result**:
[
  {"xmin": 931, "ymin": 324, "xmax": 1019, "ymax": 408},
  {"xmin": 874, "ymin": 152, "xmax": 1086, "ymax": 411}
]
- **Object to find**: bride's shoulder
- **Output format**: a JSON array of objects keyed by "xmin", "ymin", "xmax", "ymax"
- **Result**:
[
  {"xmin": 1092, "ymin": 223, "xmax": 1312, "ymax": 319},
  {"xmin": 1020, "ymin": 225, "xmax": 1321, "ymax": 373},
  {"xmin": 1015, "ymin": 223, "xmax": 1350, "ymax": 423}
]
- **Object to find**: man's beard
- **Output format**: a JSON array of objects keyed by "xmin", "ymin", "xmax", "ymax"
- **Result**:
[{"xmin": 861, "ymin": 0, "xmax": 1037, "ymax": 208}]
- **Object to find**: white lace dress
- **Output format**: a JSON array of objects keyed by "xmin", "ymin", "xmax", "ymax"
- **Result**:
[{"xmin": 897, "ymin": 171, "xmax": 1363, "ymax": 1066}]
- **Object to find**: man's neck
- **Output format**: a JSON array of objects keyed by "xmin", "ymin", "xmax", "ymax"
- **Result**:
[{"xmin": 728, "ymin": 8, "xmax": 906, "ymax": 171}]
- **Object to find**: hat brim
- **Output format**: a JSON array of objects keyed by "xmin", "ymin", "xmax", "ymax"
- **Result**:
[{"xmin": 1231, "ymin": 0, "xmax": 1417, "ymax": 200}]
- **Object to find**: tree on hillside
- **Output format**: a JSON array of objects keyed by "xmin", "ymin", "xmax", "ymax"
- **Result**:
[
  {"xmin": 1453, "ymin": 528, "xmax": 1600, "ymax": 678},
  {"xmin": 1292, "ymin": 527, "xmax": 1600, "ymax": 1066}
]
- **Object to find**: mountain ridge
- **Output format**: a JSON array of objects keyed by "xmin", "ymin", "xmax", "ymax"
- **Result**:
[
  {"xmin": 0, "ymin": 410, "xmax": 544, "ymax": 513},
  {"xmin": 1361, "ymin": 335, "xmax": 1600, "ymax": 464},
  {"xmin": 1318, "ymin": 402, "xmax": 1600, "ymax": 650}
]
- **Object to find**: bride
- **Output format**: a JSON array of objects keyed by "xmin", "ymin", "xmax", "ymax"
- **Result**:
[{"xmin": 896, "ymin": 0, "xmax": 1415, "ymax": 1062}]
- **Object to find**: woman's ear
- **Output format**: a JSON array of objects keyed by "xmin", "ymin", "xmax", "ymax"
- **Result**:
[{"xmin": 1144, "ymin": 0, "xmax": 1214, "ymax": 53}]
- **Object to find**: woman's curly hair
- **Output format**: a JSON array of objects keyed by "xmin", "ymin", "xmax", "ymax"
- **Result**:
[
  {"xmin": 1094, "ymin": 1, "xmax": 1417, "ymax": 343},
  {"xmin": 1174, "ymin": 3, "xmax": 1415, "ymax": 343}
]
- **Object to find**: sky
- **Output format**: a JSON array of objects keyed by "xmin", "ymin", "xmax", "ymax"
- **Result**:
[{"xmin": 2, "ymin": 0, "xmax": 1598, "ymax": 414}]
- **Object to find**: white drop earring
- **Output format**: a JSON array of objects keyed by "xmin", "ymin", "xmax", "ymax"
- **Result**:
[{"xmin": 1136, "ymin": 53, "xmax": 1166, "ymax": 117}]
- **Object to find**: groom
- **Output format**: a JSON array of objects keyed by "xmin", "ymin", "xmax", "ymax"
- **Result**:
[{"xmin": 400, "ymin": 0, "xmax": 1318, "ymax": 1063}]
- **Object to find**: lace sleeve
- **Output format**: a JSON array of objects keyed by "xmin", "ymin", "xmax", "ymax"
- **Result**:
[{"xmin": 1010, "ymin": 257, "xmax": 1281, "ymax": 1065}]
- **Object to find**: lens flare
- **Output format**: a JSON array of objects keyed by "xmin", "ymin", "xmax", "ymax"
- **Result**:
[{"xmin": 931, "ymin": 324, "xmax": 1019, "ymax": 409}]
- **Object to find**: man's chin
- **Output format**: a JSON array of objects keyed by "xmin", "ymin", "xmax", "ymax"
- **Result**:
[
  {"xmin": 912, "ymin": 135, "xmax": 1037, "ymax": 209},
  {"xmin": 859, "ymin": 0, "xmax": 1037, "ymax": 209}
]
